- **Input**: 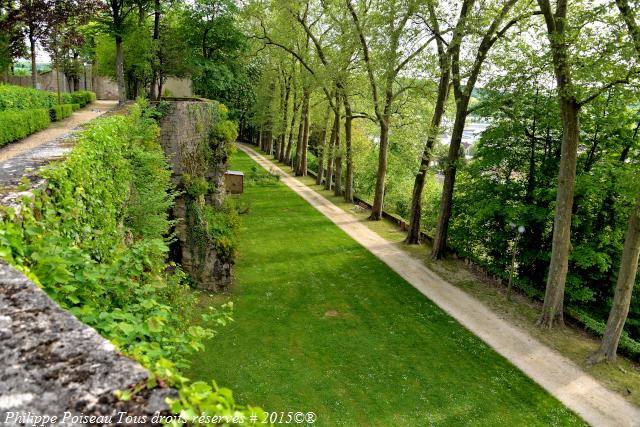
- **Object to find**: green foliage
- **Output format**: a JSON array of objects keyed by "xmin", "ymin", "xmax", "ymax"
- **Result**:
[
  {"xmin": 180, "ymin": 0, "xmax": 254, "ymax": 118},
  {"xmin": 0, "ymin": 84, "xmax": 95, "ymax": 143},
  {"xmin": 183, "ymin": 174, "xmax": 210, "ymax": 198},
  {"xmin": 246, "ymin": 165, "xmax": 280, "ymax": 186},
  {"xmin": 213, "ymin": 119, "xmax": 238, "ymax": 144},
  {"xmin": 569, "ymin": 309, "xmax": 640, "ymax": 360},
  {"xmin": 0, "ymin": 84, "xmax": 57, "ymax": 111},
  {"xmin": 447, "ymin": 85, "xmax": 640, "ymax": 343},
  {"xmin": 0, "ymin": 100, "xmax": 260, "ymax": 424},
  {"xmin": 0, "ymin": 108, "xmax": 50, "ymax": 146},
  {"xmin": 185, "ymin": 198, "xmax": 239, "ymax": 263},
  {"xmin": 0, "ymin": 84, "xmax": 95, "ymax": 111},
  {"xmin": 49, "ymin": 103, "xmax": 74, "ymax": 121},
  {"xmin": 205, "ymin": 200, "xmax": 240, "ymax": 260},
  {"xmin": 66, "ymin": 90, "xmax": 96, "ymax": 107}
]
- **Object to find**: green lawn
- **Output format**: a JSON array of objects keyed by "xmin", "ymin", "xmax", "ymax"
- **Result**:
[{"xmin": 186, "ymin": 149, "xmax": 585, "ymax": 426}]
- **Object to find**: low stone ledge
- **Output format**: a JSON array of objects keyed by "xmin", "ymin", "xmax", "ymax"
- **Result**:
[{"xmin": 0, "ymin": 260, "xmax": 176, "ymax": 426}]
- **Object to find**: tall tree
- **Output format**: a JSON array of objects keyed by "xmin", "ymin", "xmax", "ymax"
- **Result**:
[
  {"xmin": 16, "ymin": 0, "xmax": 52, "ymax": 88},
  {"xmin": 588, "ymin": 196, "xmax": 640, "ymax": 363},
  {"xmin": 0, "ymin": 0, "xmax": 26, "ymax": 78},
  {"xmin": 586, "ymin": 0, "xmax": 640, "ymax": 361},
  {"xmin": 347, "ymin": 0, "xmax": 435, "ymax": 220},
  {"xmin": 405, "ymin": 1, "xmax": 460, "ymax": 244},
  {"xmin": 149, "ymin": 0, "xmax": 160, "ymax": 99},
  {"xmin": 536, "ymin": 0, "xmax": 639, "ymax": 327},
  {"xmin": 431, "ymin": 0, "xmax": 524, "ymax": 258},
  {"xmin": 104, "ymin": 0, "xmax": 136, "ymax": 103}
]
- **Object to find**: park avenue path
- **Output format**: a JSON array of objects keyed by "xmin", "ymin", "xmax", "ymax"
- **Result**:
[
  {"xmin": 237, "ymin": 142, "xmax": 640, "ymax": 427},
  {"xmin": 0, "ymin": 100, "xmax": 117, "ymax": 187}
]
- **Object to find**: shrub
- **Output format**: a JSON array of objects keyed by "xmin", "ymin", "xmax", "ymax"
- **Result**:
[
  {"xmin": 0, "ymin": 108, "xmax": 50, "ymax": 146},
  {"xmin": 0, "ymin": 100, "xmax": 261, "ymax": 424},
  {"xmin": 0, "ymin": 84, "xmax": 96, "ymax": 112},
  {"xmin": 49, "ymin": 104, "xmax": 74, "ymax": 121},
  {"xmin": 71, "ymin": 103, "xmax": 80, "ymax": 112},
  {"xmin": 247, "ymin": 165, "xmax": 280, "ymax": 186},
  {"xmin": 0, "ymin": 84, "xmax": 56, "ymax": 111},
  {"xmin": 68, "ymin": 90, "xmax": 96, "ymax": 107}
]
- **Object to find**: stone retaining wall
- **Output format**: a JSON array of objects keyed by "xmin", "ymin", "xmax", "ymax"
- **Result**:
[
  {"xmin": 0, "ymin": 260, "xmax": 176, "ymax": 426},
  {"xmin": 158, "ymin": 100, "xmax": 233, "ymax": 292}
]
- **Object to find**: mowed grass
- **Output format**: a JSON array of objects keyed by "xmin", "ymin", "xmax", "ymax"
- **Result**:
[{"xmin": 186, "ymin": 149, "xmax": 585, "ymax": 427}]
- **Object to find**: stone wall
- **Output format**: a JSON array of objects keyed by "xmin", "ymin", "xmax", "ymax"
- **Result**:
[
  {"xmin": 0, "ymin": 122, "xmax": 177, "ymax": 424},
  {"xmin": 0, "ymin": 260, "xmax": 176, "ymax": 425},
  {"xmin": 158, "ymin": 100, "xmax": 233, "ymax": 292},
  {"xmin": 4, "ymin": 67, "xmax": 193, "ymax": 100}
]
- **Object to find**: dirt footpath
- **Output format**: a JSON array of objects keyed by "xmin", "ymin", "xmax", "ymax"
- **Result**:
[
  {"xmin": 0, "ymin": 100, "xmax": 117, "ymax": 187},
  {"xmin": 0, "ymin": 100, "xmax": 117, "ymax": 163},
  {"xmin": 238, "ymin": 142, "xmax": 640, "ymax": 427}
]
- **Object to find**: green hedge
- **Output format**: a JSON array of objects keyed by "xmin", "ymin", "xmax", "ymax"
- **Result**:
[
  {"xmin": 71, "ymin": 103, "xmax": 80, "ymax": 112},
  {"xmin": 0, "ymin": 84, "xmax": 56, "ymax": 111},
  {"xmin": 0, "ymin": 84, "xmax": 96, "ymax": 111},
  {"xmin": 62, "ymin": 90, "xmax": 96, "ymax": 107},
  {"xmin": 0, "ymin": 108, "xmax": 51, "ymax": 146},
  {"xmin": 49, "ymin": 104, "xmax": 74, "ymax": 122}
]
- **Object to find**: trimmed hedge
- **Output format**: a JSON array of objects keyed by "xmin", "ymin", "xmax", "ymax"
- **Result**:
[
  {"xmin": 50, "ymin": 104, "xmax": 74, "ymax": 122},
  {"xmin": 0, "ymin": 84, "xmax": 96, "ymax": 112},
  {"xmin": 0, "ymin": 84, "xmax": 56, "ymax": 111},
  {"xmin": 0, "ymin": 109, "xmax": 51, "ymax": 146},
  {"xmin": 69, "ymin": 90, "xmax": 96, "ymax": 107},
  {"xmin": 0, "ymin": 85, "xmax": 96, "ymax": 145}
]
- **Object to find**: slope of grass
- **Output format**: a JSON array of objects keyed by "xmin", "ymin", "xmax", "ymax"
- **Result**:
[
  {"xmin": 187, "ymin": 149, "xmax": 584, "ymax": 426},
  {"xmin": 276, "ymin": 159, "xmax": 640, "ymax": 408}
]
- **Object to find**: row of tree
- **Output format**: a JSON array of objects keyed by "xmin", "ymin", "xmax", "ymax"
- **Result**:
[
  {"xmin": 245, "ymin": 0, "xmax": 640, "ymax": 362},
  {"xmin": 0, "ymin": 0, "xmax": 253, "ymax": 114}
]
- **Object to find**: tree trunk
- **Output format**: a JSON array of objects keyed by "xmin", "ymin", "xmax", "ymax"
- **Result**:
[
  {"xmin": 300, "ymin": 90, "xmax": 310, "ymax": 175},
  {"xmin": 294, "ymin": 102, "xmax": 305, "ymax": 174},
  {"xmin": 325, "ymin": 102, "xmax": 340, "ymax": 190},
  {"xmin": 588, "ymin": 197, "xmax": 640, "ymax": 363},
  {"xmin": 616, "ymin": 0, "xmax": 640, "ymax": 56},
  {"xmin": 285, "ymin": 105, "xmax": 297, "ymax": 163},
  {"xmin": 537, "ymin": 0, "xmax": 580, "ymax": 328},
  {"xmin": 150, "ymin": 0, "xmax": 161, "ymax": 100},
  {"xmin": 316, "ymin": 104, "xmax": 331, "ymax": 185},
  {"xmin": 277, "ymin": 79, "xmax": 291, "ymax": 161},
  {"xmin": 406, "ymin": 70, "xmax": 450, "ymax": 244},
  {"xmin": 267, "ymin": 128, "xmax": 274, "ymax": 155},
  {"xmin": 369, "ymin": 119, "xmax": 389, "ymax": 220},
  {"xmin": 333, "ymin": 113, "xmax": 343, "ymax": 196},
  {"xmin": 343, "ymin": 96, "xmax": 354, "ymax": 203},
  {"xmin": 431, "ymin": 97, "xmax": 470, "ymax": 257},
  {"xmin": 56, "ymin": 65, "xmax": 61, "ymax": 104},
  {"xmin": 29, "ymin": 31, "xmax": 37, "ymax": 89},
  {"xmin": 538, "ymin": 99, "xmax": 580, "ymax": 327},
  {"xmin": 115, "ymin": 34, "xmax": 126, "ymax": 104},
  {"xmin": 284, "ymin": 89, "xmax": 299, "ymax": 163},
  {"xmin": 157, "ymin": 77, "xmax": 164, "ymax": 100},
  {"xmin": 525, "ymin": 135, "xmax": 537, "ymax": 202}
]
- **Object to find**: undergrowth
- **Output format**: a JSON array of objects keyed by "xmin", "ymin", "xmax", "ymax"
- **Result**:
[{"xmin": 0, "ymin": 99, "xmax": 264, "ymax": 425}]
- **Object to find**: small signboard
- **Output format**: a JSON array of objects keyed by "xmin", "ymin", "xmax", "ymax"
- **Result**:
[{"xmin": 224, "ymin": 170, "xmax": 244, "ymax": 194}]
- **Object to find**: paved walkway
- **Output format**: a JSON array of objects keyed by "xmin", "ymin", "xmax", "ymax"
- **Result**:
[
  {"xmin": 238, "ymin": 142, "xmax": 640, "ymax": 427},
  {"xmin": 0, "ymin": 100, "xmax": 117, "ymax": 187}
]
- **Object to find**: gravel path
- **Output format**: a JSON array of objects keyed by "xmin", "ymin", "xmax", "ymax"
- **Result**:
[
  {"xmin": 238, "ymin": 142, "xmax": 640, "ymax": 427},
  {"xmin": 0, "ymin": 100, "xmax": 117, "ymax": 187}
]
